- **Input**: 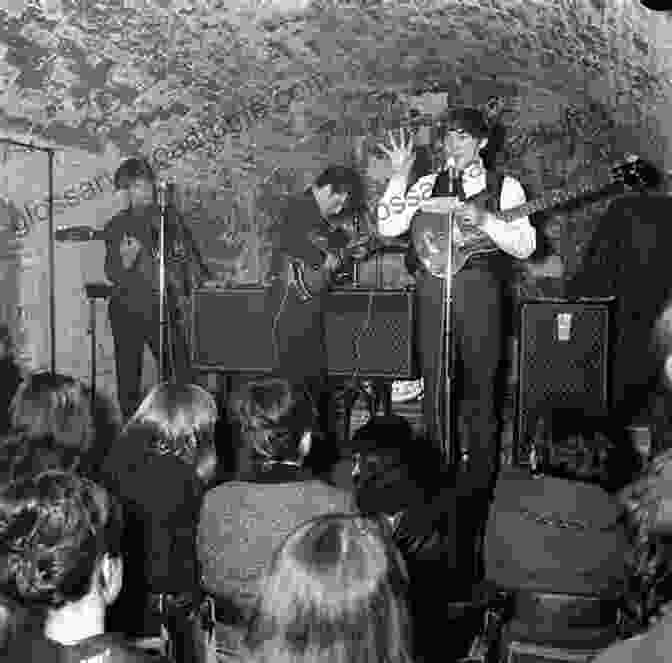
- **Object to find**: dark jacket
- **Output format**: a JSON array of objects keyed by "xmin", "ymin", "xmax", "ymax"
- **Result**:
[
  {"xmin": 0, "ymin": 358, "xmax": 22, "ymax": 438},
  {"xmin": 104, "ymin": 204, "xmax": 208, "ymax": 317},
  {"xmin": 100, "ymin": 431, "xmax": 204, "ymax": 635}
]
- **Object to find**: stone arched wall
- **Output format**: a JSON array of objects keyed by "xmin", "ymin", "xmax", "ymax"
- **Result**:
[{"xmin": 1, "ymin": 0, "xmax": 671, "ymax": 399}]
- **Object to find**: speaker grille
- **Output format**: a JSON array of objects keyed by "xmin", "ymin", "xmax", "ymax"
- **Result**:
[
  {"xmin": 192, "ymin": 287, "xmax": 416, "ymax": 379},
  {"xmin": 514, "ymin": 298, "xmax": 614, "ymax": 465},
  {"xmin": 325, "ymin": 289, "xmax": 415, "ymax": 379},
  {"xmin": 191, "ymin": 288, "xmax": 275, "ymax": 373}
]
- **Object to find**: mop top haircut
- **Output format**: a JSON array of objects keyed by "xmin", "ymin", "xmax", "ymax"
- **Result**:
[
  {"xmin": 125, "ymin": 382, "xmax": 218, "ymax": 471},
  {"xmin": 0, "ymin": 470, "xmax": 123, "ymax": 610},
  {"xmin": 113, "ymin": 156, "xmax": 156, "ymax": 191},
  {"xmin": 229, "ymin": 378, "xmax": 318, "ymax": 468},
  {"xmin": 246, "ymin": 513, "xmax": 412, "ymax": 663}
]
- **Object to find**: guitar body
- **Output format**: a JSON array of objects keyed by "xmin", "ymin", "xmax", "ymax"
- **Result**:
[
  {"xmin": 287, "ymin": 256, "xmax": 332, "ymax": 302},
  {"xmin": 410, "ymin": 156, "xmax": 656, "ymax": 279},
  {"xmin": 411, "ymin": 209, "xmax": 499, "ymax": 277},
  {"xmin": 284, "ymin": 231, "xmax": 405, "ymax": 302}
]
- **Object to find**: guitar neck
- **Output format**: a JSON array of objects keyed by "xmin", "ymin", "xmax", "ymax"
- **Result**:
[{"xmin": 499, "ymin": 173, "xmax": 615, "ymax": 222}]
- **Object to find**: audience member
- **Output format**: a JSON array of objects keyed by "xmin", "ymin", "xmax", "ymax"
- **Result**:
[
  {"xmin": 593, "ymin": 299, "xmax": 672, "ymax": 662},
  {"xmin": 0, "ymin": 323, "xmax": 21, "ymax": 438},
  {"xmin": 484, "ymin": 409, "xmax": 638, "ymax": 650},
  {"xmin": 245, "ymin": 513, "xmax": 412, "ymax": 663},
  {"xmin": 0, "ymin": 470, "xmax": 170, "ymax": 662},
  {"xmin": 0, "ymin": 371, "xmax": 97, "ymax": 485},
  {"xmin": 349, "ymin": 414, "xmax": 477, "ymax": 661},
  {"xmin": 198, "ymin": 378, "xmax": 356, "ymax": 658},
  {"xmin": 100, "ymin": 381, "xmax": 218, "ymax": 663}
]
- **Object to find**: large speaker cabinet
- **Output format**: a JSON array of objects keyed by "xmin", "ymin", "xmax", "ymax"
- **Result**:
[
  {"xmin": 191, "ymin": 286, "xmax": 416, "ymax": 379},
  {"xmin": 325, "ymin": 288, "xmax": 415, "ymax": 379},
  {"xmin": 514, "ymin": 297, "xmax": 615, "ymax": 465},
  {"xmin": 191, "ymin": 286, "xmax": 274, "ymax": 373}
]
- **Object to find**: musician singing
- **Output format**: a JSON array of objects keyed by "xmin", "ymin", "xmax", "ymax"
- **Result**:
[
  {"xmin": 266, "ymin": 165, "xmax": 365, "ymax": 445},
  {"xmin": 104, "ymin": 157, "xmax": 210, "ymax": 420},
  {"xmin": 377, "ymin": 107, "xmax": 535, "ymax": 510}
]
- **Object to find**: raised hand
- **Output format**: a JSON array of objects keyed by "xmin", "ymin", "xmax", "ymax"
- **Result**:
[{"xmin": 378, "ymin": 128, "xmax": 416, "ymax": 177}]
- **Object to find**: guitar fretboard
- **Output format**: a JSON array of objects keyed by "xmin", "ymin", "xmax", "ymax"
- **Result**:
[{"xmin": 499, "ymin": 172, "xmax": 616, "ymax": 222}]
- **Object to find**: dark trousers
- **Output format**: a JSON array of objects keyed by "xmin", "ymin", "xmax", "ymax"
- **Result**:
[
  {"xmin": 415, "ymin": 265, "xmax": 505, "ymax": 499},
  {"xmin": 267, "ymin": 280, "xmax": 337, "ymax": 442},
  {"xmin": 109, "ymin": 296, "xmax": 191, "ymax": 420}
]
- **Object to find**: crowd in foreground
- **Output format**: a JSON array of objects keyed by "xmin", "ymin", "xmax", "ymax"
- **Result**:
[{"xmin": 2, "ymin": 310, "xmax": 672, "ymax": 663}]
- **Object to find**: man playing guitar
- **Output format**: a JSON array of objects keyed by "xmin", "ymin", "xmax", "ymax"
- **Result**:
[
  {"xmin": 104, "ymin": 157, "xmax": 210, "ymax": 420},
  {"xmin": 267, "ymin": 165, "xmax": 366, "ymax": 446},
  {"xmin": 377, "ymin": 107, "xmax": 536, "ymax": 519}
]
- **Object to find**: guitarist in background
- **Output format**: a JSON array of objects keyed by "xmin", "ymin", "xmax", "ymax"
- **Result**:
[
  {"xmin": 104, "ymin": 157, "xmax": 210, "ymax": 420},
  {"xmin": 267, "ymin": 165, "xmax": 366, "ymax": 450},
  {"xmin": 377, "ymin": 108, "xmax": 536, "ymax": 538}
]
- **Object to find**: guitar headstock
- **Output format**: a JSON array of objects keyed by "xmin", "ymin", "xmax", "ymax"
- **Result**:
[{"xmin": 611, "ymin": 155, "xmax": 662, "ymax": 191}]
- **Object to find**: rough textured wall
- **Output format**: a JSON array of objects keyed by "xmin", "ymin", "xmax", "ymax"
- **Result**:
[{"xmin": 1, "ymin": 0, "xmax": 672, "ymax": 396}]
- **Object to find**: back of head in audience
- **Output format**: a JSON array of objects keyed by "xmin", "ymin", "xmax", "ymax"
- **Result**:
[
  {"xmin": 350, "ymin": 414, "xmax": 443, "ymax": 491},
  {"xmin": 0, "ymin": 471, "xmax": 124, "ymax": 652},
  {"xmin": 533, "ymin": 408, "xmax": 641, "ymax": 492},
  {"xmin": 228, "ymin": 378, "xmax": 317, "ymax": 476},
  {"xmin": 246, "ymin": 513, "xmax": 411, "ymax": 663},
  {"xmin": 0, "ymin": 372, "xmax": 94, "ymax": 484},
  {"xmin": 125, "ymin": 381, "xmax": 219, "ymax": 484}
]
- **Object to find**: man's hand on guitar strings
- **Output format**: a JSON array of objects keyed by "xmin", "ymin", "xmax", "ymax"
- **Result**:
[{"xmin": 455, "ymin": 202, "xmax": 487, "ymax": 228}]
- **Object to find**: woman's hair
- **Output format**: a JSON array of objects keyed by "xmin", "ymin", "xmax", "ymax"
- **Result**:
[
  {"xmin": 126, "ymin": 382, "xmax": 218, "ymax": 474},
  {"xmin": 533, "ymin": 408, "xmax": 641, "ymax": 492},
  {"xmin": 7, "ymin": 371, "xmax": 94, "ymax": 462},
  {"xmin": 246, "ymin": 513, "xmax": 411, "ymax": 663},
  {"xmin": 228, "ymin": 378, "xmax": 317, "ymax": 471},
  {"xmin": 0, "ymin": 471, "xmax": 123, "ymax": 611}
]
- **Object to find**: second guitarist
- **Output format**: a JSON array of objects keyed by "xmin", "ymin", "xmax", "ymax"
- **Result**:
[
  {"xmin": 267, "ymin": 165, "xmax": 365, "ymax": 446},
  {"xmin": 377, "ymin": 108, "xmax": 536, "ymax": 536},
  {"xmin": 104, "ymin": 157, "xmax": 211, "ymax": 420}
]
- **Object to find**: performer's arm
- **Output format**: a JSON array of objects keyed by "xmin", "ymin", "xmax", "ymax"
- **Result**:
[
  {"xmin": 479, "ymin": 175, "xmax": 536, "ymax": 260},
  {"xmin": 274, "ymin": 199, "xmax": 327, "ymax": 268},
  {"xmin": 377, "ymin": 173, "xmax": 436, "ymax": 238}
]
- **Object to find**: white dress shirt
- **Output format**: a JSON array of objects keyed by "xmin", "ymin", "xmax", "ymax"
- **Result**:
[{"xmin": 376, "ymin": 164, "xmax": 536, "ymax": 260}]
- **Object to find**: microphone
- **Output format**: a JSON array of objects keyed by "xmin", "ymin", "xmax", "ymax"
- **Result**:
[
  {"xmin": 157, "ymin": 180, "xmax": 176, "ymax": 209},
  {"xmin": 432, "ymin": 158, "xmax": 461, "ymax": 198},
  {"xmin": 445, "ymin": 158, "xmax": 458, "ymax": 196}
]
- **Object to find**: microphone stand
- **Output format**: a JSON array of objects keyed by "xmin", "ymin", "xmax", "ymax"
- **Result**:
[
  {"xmin": 352, "ymin": 212, "xmax": 361, "ymax": 287},
  {"xmin": 439, "ymin": 165, "xmax": 459, "ymax": 466},
  {"xmin": 157, "ymin": 182, "xmax": 170, "ymax": 383}
]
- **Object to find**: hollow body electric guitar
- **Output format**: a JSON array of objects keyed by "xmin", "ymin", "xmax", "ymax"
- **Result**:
[
  {"xmin": 287, "ymin": 228, "xmax": 404, "ymax": 302},
  {"xmin": 412, "ymin": 156, "xmax": 657, "ymax": 278}
]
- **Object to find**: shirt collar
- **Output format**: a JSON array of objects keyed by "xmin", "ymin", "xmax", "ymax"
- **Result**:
[{"xmin": 436, "ymin": 159, "xmax": 486, "ymax": 195}]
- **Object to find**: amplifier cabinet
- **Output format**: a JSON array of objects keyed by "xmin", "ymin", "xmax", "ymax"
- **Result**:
[
  {"xmin": 191, "ymin": 287, "xmax": 275, "ymax": 373},
  {"xmin": 514, "ymin": 297, "xmax": 615, "ymax": 465},
  {"xmin": 325, "ymin": 288, "xmax": 416, "ymax": 380},
  {"xmin": 191, "ymin": 286, "xmax": 416, "ymax": 380}
]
